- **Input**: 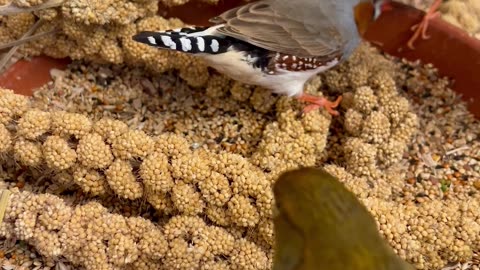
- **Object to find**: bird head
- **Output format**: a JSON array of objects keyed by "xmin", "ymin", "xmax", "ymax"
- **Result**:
[{"xmin": 353, "ymin": 0, "xmax": 388, "ymax": 36}]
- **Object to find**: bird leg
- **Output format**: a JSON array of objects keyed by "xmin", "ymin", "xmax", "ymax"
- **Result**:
[
  {"xmin": 406, "ymin": 0, "xmax": 442, "ymax": 49},
  {"xmin": 297, "ymin": 93, "xmax": 342, "ymax": 116}
]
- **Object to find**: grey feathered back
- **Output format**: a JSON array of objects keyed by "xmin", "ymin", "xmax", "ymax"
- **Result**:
[{"xmin": 210, "ymin": 0, "xmax": 366, "ymax": 58}]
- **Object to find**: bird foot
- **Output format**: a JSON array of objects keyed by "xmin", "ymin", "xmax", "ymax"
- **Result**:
[
  {"xmin": 406, "ymin": 0, "xmax": 442, "ymax": 49},
  {"xmin": 297, "ymin": 94, "xmax": 342, "ymax": 116}
]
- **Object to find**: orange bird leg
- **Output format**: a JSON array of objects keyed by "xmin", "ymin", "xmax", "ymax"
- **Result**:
[
  {"xmin": 297, "ymin": 93, "xmax": 342, "ymax": 116},
  {"xmin": 407, "ymin": 0, "xmax": 442, "ymax": 49}
]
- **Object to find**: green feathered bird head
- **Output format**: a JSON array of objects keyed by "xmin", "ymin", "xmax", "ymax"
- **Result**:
[{"xmin": 272, "ymin": 167, "xmax": 415, "ymax": 270}]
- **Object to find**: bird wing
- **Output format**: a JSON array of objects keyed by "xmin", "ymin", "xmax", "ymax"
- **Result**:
[{"xmin": 209, "ymin": 0, "xmax": 346, "ymax": 57}]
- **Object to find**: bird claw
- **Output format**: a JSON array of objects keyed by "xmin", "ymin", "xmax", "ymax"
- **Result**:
[
  {"xmin": 406, "ymin": 0, "xmax": 442, "ymax": 49},
  {"xmin": 297, "ymin": 94, "xmax": 342, "ymax": 116}
]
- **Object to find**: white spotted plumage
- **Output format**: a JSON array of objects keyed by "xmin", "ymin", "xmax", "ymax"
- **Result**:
[
  {"xmin": 147, "ymin": 36, "xmax": 156, "ymax": 45},
  {"xmin": 160, "ymin": 35, "xmax": 176, "ymax": 50},
  {"xmin": 133, "ymin": 24, "xmax": 227, "ymax": 55},
  {"xmin": 210, "ymin": 39, "xmax": 219, "ymax": 52},
  {"xmin": 179, "ymin": 37, "xmax": 192, "ymax": 51},
  {"xmin": 196, "ymin": 37, "xmax": 205, "ymax": 52}
]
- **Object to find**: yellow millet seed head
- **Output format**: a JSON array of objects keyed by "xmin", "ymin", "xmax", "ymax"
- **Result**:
[
  {"xmin": 323, "ymin": 69, "xmax": 350, "ymax": 90},
  {"xmin": 212, "ymin": 152, "xmax": 256, "ymax": 179},
  {"xmin": 33, "ymin": 227, "xmax": 62, "ymax": 257},
  {"xmin": 33, "ymin": 8, "xmax": 59, "ymax": 21},
  {"xmin": 0, "ymin": 222, "xmax": 15, "ymax": 239},
  {"xmin": 129, "ymin": 255, "xmax": 164, "ymax": 270},
  {"xmin": 126, "ymin": 216, "xmax": 156, "ymax": 240},
  {"xmin": 99, "ymin": 38, "xmax": 124, "ymax": 64},
  {"xmin": 79, "ymin": 239, "xmax": 110, "ymax": 270},
  {"xmin": 3, "ymin": 191, "xmax": 27, "ymax": 221},
  {"xmin": 163, "ymin": 237, "xmax": 203, "ymax": 270},
  {"xmin": 17, "ymin": 110, "xmax": 51, "ymax": 140},
  {"xmin": 230, "ymin": 82, "xmax": 252, "ymax": 102},
  {"xmin": 171, "ymin": 181, "xmax": 205, "ymax": 215},
  {"xmin": 93, "ymin": 118, "xmax": 128, "ymax": 144},
  {"xmin": 230, "ymin": 239, "xmax": 269, "ymax": 270},
  {"xmin": 205, "ymin": 204, "xmax": 232, "ymax": 226},
  {"xmin": 198, "ymin": 171, "xmax": 232, "ymax": 207},
  {"xmin": 203, "ymin": 225, "xmax": 235, "ymax": 256},
  {"xmin": 139, "ymin": 151, "xmax": 173, "ymax": 193},
  {"xmin": 344, "ymin": 138, "xmax": 381, "ymax": 178},
  {"xmin": 344, "ymin": 138, "xmax": 377, "ymax": 165},
  {"xmin": 73, "ymin": 166, "xmax": 109, "ymax": 196},
  {"xmin": 206, "ymin": 73, "xmax": 230, "ymax": 98},
  {"xmin": 361, "ymin": 111, "xmax": 391, "ymax": 144},
  {"xmin": 258, "ymin": 218, "xmax": 274, "ymax": 246},
  {"xmin": 301, "ymin": 108, "xmax": 332, "ymax": 134},
  {"xmin": 43, "ymin": 135, "xmax": 77, "ymax": 171},
  {"xmin": 138, "ymin": 229, "xmax": 168, "ymax": 260},
  {"xmin": 14, "ymin": 211, "xmax": 37, "ymax": 240},
  {"xmin": 96, "ymin": 213, "xmax": 130, "ymax": 238},
  {"xmin": 369, "ymin": 70, "xmax": 397, "ymax": 93},
  {"xmin": 344, "ymin": 108, "xmax": 364, "ymax": 136},
  {"xmin": 200, "ymin": 260, "xmax": 231, "ymax": 270},
  {"xmin": 107, "ymin": 233, "xmax": 140, "ymax": 267},
  {"xmin": 162, "ymin": 215, "xmax": 207, "ymax": 241},
  {"xmin": 252, "ymin": 188, "xmax": 274, "ymax": 218},
  {"xmin": 250, "ymin": 87, "xmax": 277, "ymax": 113},
  {"xmin": 0, "ymin": 124, "xmax": 12, "ymax": 154},
  {"xmin": 377, "ymin": 138, "xmax": 406, "ymax": 169},
  {"xmin": 353, "ymin": 86, "xmax": 378, "ymax": 113},
  {"xmin": 440, "ymin": 1, "xmax": 479, "ymax": 34},
  {"xmin": 347, "ymin": 64, "xmax": 370, "ymax": 88},
  {"xmin": 177, "ymin": 55, "xmax": 210, "ymax": 87},
  {"xmin": 145, "ymin": 189, "xmax": 174, "ymax": 214},
  {"xmin": 154, "ymin": 133, "xmax": 191, "ymax": 158},
  {"xmin": 392, "ymin": 112, "xmax": 419, "ymax": 143},
  {"xmin": 5, "ymin": 13, "xmax": 35, "ymax": 38},
  {"xmin": 324, "ymin": 164, "xmax": 370, "ymax": 198},
  {"xmin": 277, "ymin": 109, "xmax": 305, "ymax": 135},
  {"xmin": 0, "ymin": 89, "xmax": 29, "ymax": 124},
  {"xmin": 380, "ymin": 95, "xmax": 411, "ymax": 125},
  {"xmin": 37, "ymin": 193, "xmax": 72, "ymax": 231},
  {"xmin": 52, "ymin": 171, "xmax": 75, "ymax": 186},
  {"xmin": 226, "ymin": 226, "xmax": 248, "ymax": 240},
  {"xmin": 170, "ymin": 152, "xmax": 211, "ymax": 183},
  {"xmin": 227, "ymin": 194, "xmax": 260, "ymax": 227},
  {"xmin": 51, "ymin": 112, "xmax": 92, "ymax": 139},
  {"xmin": 105, "ymin": 159, "xmax": 143, "ymax": 200},
  {"xmin": 77, "ymin": 133, "xmax": 114, "ymax": 169},
  {"xmin": 303, "ymin": 75, "xmax": 322, "ymax": 94},
  {"xmin": 112, "ymin": 130, "xmax": 154, "ymax": 160}
]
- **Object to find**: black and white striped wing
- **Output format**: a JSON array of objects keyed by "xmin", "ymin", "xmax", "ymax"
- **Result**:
[{"xmin": 132, "ymin": 28, "xmax": 232, "ymax": 54}]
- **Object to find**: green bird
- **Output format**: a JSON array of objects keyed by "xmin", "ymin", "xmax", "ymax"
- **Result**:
[{"xmin": 272, "ymin": 167, "xmax": 415, "ymax": 270}]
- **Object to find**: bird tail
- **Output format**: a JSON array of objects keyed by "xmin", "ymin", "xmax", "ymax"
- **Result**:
[{"xmin": 132, "ymin": 26, "xmax": 230, "ymax": 55}]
